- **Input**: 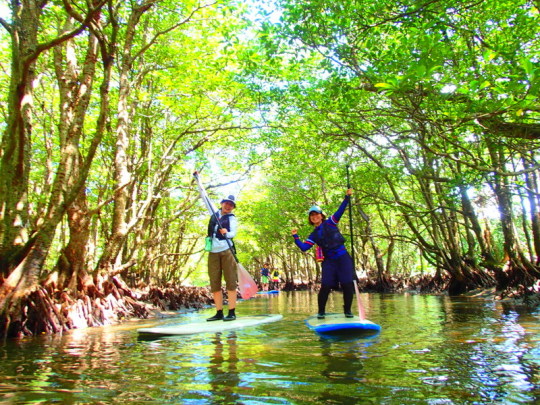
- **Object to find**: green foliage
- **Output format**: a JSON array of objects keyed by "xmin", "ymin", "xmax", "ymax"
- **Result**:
[
  {"xmin": 2, "ymin": 0, "xmax": 540, "ymax": 291},
  {"xmin": 234, "ymin": 0, "xmax": 540, "ymax": 283}
]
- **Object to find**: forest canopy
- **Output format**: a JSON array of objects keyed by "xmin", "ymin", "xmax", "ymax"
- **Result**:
[{"xmin": 0, "ymin": 0, "xmax": 539, "ymax": 337}]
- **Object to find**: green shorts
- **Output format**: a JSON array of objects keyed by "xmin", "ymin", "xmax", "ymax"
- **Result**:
[
  {"xmin": 261, "ymin": 275, "xmax": 269, "ymax": 283},
  {"xmin": 208, "ymin": 250, "xmax": 238, "ymax": 292}
]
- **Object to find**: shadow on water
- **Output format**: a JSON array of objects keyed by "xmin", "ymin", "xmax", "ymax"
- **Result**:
[{"xmin": 1, "ymin": 291, "xmax": 540, "ymax": 404}]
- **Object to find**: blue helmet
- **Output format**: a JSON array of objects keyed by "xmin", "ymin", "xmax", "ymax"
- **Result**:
[{"xmin": 308, "ymin": 205, "xmax": 323, "ymax": 214}]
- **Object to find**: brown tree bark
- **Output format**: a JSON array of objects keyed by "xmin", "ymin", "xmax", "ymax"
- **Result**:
[
  {"xmin": 459, "ymin": 185, "xmax": 496, "ymax": 264},
  {"xmin": 0, "ymin": 1, "xmax": 43, "ymax": 273},
  {"xmin": 355, "ymin": 203, "xmax": 389, "ymax": 291},
  {"xmin": 522, "ymin": 157, "xmax": 540, "ymax": 265},
  {"xmin": 485, "ymin": 138, "xmax": 540, "ymax": 292},
  {"xmin": 96, "ymin": 2, "xmax": 155, "ymax": 273},
  {"xmin": 0, "ymin": 1, "xmax": 110, "ymax": 338}
]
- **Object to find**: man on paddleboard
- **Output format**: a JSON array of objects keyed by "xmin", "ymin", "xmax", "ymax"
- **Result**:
[
  {"xmin": 206, "ymin": 195, "xmax": 238, "ymax": 321},
  {"xmin": 260, "ymin": 263, "xmax": 270, "ymax": 291},
  {"xmin": 291, "ymin": 189, "xmax": 355, "ymax": 319}
]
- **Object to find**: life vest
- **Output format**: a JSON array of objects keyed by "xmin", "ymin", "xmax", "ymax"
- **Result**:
[
  {"xmin": 207, "ymin": 213, "xmax": 235, "ymax": 241},
  {"xmin": 310, "ymin": 221, "xmax": 345, "ymax": 255}
]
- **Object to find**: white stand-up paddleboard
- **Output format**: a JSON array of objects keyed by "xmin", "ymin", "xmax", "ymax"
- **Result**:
[
  {"xmin": 305, "ymin": 313, "xmax": 381, "ymax": 336},
  {"xmin": 138, "ymin": 314, "xmax": 283, "ymax": 336}
]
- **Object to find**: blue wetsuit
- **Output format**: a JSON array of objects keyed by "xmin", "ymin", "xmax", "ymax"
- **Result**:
[{"xmin": 293, "ymin": 195, "xmax": 355, "ymax": 315}]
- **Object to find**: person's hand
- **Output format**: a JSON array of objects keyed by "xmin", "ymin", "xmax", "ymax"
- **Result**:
[
  {"xmin": 346, "ymin": 188, "xmax": 353, "ymax": 196},
  {"xmin": 219, "ymin": 228, "xmax": 227, "ymax": 235},
  {"xmin": 291, "ymin": 229, "xmax": 298, "ymax": 235}
]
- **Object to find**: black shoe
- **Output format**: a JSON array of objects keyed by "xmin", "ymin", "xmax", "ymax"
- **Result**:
[
  {"xmin": 223, "ymin": 309, "xmax": 236, "ymax": 321},
  {"xmin": 207, "ymin": 310, "xmax": 224, "ymax": 321},
  {"xmin": 344, "ymin": 311, "xmax": 354, "ymax": 318},
  {"xmin": 317, "ymin": 313, "xmax": 325, "ymax": 319}
]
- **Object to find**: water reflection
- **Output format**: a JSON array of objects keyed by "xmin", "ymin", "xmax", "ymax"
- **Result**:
[
  {"xmin": 0, "ymin": 292, "xmax": 539, "ymax": 404},
  {"xmin": 319, "ymin": 337, "xmax": 369, "ymax": 381},
  {"xmin": 208, "ymin": 332, "xmax": 240, "ymax": 404}
]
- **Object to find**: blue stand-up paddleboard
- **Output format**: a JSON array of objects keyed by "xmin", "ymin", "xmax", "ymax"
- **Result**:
[
  {"xmin": 305, "ymin": 313, "xmax": 381, "ymax": 337},
  {"xmin": 256, "ymin": 290, "xmax": 279, "ymax": 295},
  {"xmin": 138, "ymin": 314, "xmax": 283, "ymax": 336}
]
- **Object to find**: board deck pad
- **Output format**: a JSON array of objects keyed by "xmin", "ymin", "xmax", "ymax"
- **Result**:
[
  {"xmin": 305, "ymin": 313, "xmax": 381, "ymax": 336},
  {"xmin": 138, "ymin": 314, "xmax": 283, "ymax": 336}
]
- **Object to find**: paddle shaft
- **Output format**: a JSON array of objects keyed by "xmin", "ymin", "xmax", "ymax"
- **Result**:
[
  {"xmin": 346, "ymin": 165, "xmax": 356, "ymax": 267},
  {"xmin": 193, "ymin": 171, "xmax": 239, "ymax": 263},
  {"xmin": 346, "ymin": 165, "xmax": 365, "ymax": 320}
]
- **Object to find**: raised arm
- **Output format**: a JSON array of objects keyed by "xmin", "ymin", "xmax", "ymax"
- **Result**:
[
  {"xmin": 330, "ymin": 189, "xmax": 353, "ymax": 224},
  {"xmin": 291, "ymin": 229, "xmax": 315, "ymax": 252}
]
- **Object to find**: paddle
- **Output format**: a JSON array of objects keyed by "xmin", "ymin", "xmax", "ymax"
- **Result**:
[
  {"xmin": 193, "ymin": 171, "xmax": 258, "ymax": 299},
  {"xmin": 346, "ymin": 165, "xmax": 366, "ymax": 321}
]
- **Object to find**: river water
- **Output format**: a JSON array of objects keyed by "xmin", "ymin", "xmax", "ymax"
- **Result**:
[{"xmin": 1, "ymin": 291, "xmax": 539, "ymax": 404}]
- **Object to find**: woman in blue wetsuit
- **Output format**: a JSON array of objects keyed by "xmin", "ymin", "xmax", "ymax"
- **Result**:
[{"xmin": 291, "ymin": 189, "xmax": 355, "ymax": 319}]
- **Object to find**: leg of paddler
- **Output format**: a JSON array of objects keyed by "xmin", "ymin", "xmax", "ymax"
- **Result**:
[
  {"xmin": 223, "ymin": 290, "xmax": 237, "ymax": 321},
  {"xmin": 207, "ymin": 291, "xmax": 224, "ymax": 321},
  {"xmin": 317, "ymin": 285, "xmax": 332, "ymax": 318},
  {"xmin": 342, "ymin": 282, "xmax": 354, "ymax": 318}
]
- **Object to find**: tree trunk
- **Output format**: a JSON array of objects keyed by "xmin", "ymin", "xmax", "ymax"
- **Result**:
[
  {"xmin": 486, "ymin": 138, "xmax": 540, "ymax": 291},
  {"xmin": 97, "ymin": 3, "xmax": 153, "ymax": 272},
  {"xmin": 44, "ymin": 24, "xmax": 100, "ymax": 291},
  {"xmin": 0, "ymin": 1, "xmax": 42, "ymax": 271},
  {"xmin": 459, "ymin": 185, "xmax": 496, "ymax": 264},
  {"xmin": 355, "ymin": 204, "xmax": 388, "ymax": 291},
  {"xmin": 523, "ymin": 158, "xmax": 540, "ymax": 264},
  {"xmin": 54, "ymin": 185, "xmax": 91, "ymax": 291},
  {"xmin": 0, "ymin": 220, "xmax": 58, "ymax": 336},
  {"xmin": 0, "ymin": 1, "xmax": 111, "ymax": 338}
]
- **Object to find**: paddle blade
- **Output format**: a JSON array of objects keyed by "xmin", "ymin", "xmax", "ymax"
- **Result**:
[
  {"xmin": 354, "ymin": 280, "xmax": 366, "ymax": 320},
  {"xmin": 237, "ymin": 263, "xmax": 258, "ymax": 299}
]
